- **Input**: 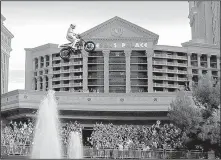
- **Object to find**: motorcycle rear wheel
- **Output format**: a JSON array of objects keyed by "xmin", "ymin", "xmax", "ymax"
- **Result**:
[{"xmin": 60, "ymin": 47, "xmax": 71, "ymax": 60}]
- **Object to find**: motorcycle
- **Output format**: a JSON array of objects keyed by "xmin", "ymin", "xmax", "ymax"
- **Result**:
[{"xmin": 59, "ymin": 34, "xmax": 96, "ymax": 60}]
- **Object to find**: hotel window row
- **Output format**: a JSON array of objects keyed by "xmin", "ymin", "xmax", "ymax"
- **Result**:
[{"xmin": 32, "ymin": 50, "xmax": 220, "ymax": 93}]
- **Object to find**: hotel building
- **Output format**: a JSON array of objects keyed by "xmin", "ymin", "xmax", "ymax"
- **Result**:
[
  {"xmin": 1, "ymin": 14, "xmax": 14, "ymax": 94},
  {"xmin": 1, "ymin": 1, "xmax": 220, "ymax": 130}
]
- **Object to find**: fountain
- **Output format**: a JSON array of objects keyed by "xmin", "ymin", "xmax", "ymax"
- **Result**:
[
  {"xmin": 31, "ymin": 90, "xmax": 62, "ymax": 159},
  {"xmin": 67, "ymin": 131, "xmax": 83, "ymax": 159}
]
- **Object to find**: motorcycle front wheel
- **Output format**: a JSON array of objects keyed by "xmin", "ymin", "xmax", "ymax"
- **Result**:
[
  {"xmin": 60, "ymin": 47, "xmax": 71, "ymax": 60},
  {"xmin": 84, "ymin": 41, "xmax": 96, "ymax": 52}
]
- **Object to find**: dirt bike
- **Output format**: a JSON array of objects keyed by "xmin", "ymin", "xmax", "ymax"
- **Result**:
[{"xmin": 59, "ymin": 34, "xmax": 96, "ymax": 60}]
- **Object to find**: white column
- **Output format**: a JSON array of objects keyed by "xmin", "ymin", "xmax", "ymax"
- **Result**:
[
  {"xmin": 207, "ymin": 54, "xmax": 211, "ymax": 77},
  {"xmin": 48, "ymin": 74, "xmax": 53, "ymax": 90},
  {"xmin": 217, "ymin": 55, "xmax": 220, "ymax": 77},
  {"xmin": 38, "ymin": 57, "xmax": 41, "ymax": 69},
  {"xmin": 44, "ymin": 56, "xmax": 46, "ymax": 68},
  {"xmin": 187, "ymin": 52, "xmax": 193, "ymax": 91},
  {"xmin": 37, "ymin": 77, "xmax": 40, "ymax": 90},
  {"xmin": 197, "ymin": 53, "xmax": 202, "ymax": 76},
  {"xmin": 147, "ymin": 49, "xmax": 153, "ymax": 92},
  {"xmin": 82, "ymin": 51, "xmax": 88, "ymax": 92},
  {"xmin": 43, "ymin": 76, "xmax": 46, "ymax": 91},
  {"xmin": 125, "ymin": 50, "xmax": 131, "ymax": 93},
  {"xmin": 103, "ymin": 50, "xmax": 110, "ymax": 93}
]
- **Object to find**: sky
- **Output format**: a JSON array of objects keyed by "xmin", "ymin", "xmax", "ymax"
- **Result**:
[{"xmin": 1, "ymin": 1, "xmax": 191, "ymax": 92}]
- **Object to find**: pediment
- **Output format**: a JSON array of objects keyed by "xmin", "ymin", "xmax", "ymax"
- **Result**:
[{"xmin": 81, "ymin": 16, "xmax": 159, "ymax": 44}]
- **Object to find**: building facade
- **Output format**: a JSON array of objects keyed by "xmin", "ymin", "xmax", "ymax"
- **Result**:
[
  {"xmin": 1, "ymin": 14, "xmax": 14, "ymax": 94},
  {"xmin": 24, "ymin": 16, "xmax": 220, "ymax": 93},
  {"xmin": 188, "ymin": 1, "xmax": 220, "ymax": 45}
]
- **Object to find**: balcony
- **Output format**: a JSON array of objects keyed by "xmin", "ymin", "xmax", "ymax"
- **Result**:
[
  {"xmin": 153, "ymin": 83, "xmax": 166, "ymax": 87},
  {"xmin": 70, "ymin": 54, "xmax": 82, "ymax": 58},
  {"xmin": 178, "ymin": 63, "xmax": 188, "ymax": 67},
  {"xmin": 70, "ymin": 75, "xmax": 83, "ymax": 79},
  {"xmin": 53, "ymin": 84, "xmax": 61, "ymax": 88},
  {"xmin": 154, "ymin": 54, "xmax": 165, "ymax": 58},
  {"xmin": 69, "ymin": 68, "xmax": 83, "ymax": 72},
  {"xmin": 176, "ymin": 55, "xmax": 187, "ymax": 60},
  {"xmin": 130, "ymin": 75, "xmax": 148, "ymax": 79},
  {"xmin": 60, "ymin": 77, "xmax": 70, "ymax": 80},
  {"xmin": 166, "ymin": 69, "xmax": 178, "ymax": 73},
  {"xmin": 60, "ymin": 69, "xmax": 70, "ymax": 73},
  {"xmin": 178, "ymin": 77, "xmax": 188, "ymax": 81},
  {"xmin": 68, "ymin": 61, "xmax": 82, "ymax": 65},
  {"xmin": 153, "ymin": 68, "xmax": 167, "ymax": 72},
  {"xmin": 153, "ymin": 61, "xmax": 167, "ymax": 65},
  {"xmin": 53, "ymin": 63, "xmax": 61, "ymax": 67},
  {"xmin": 53, "ymin": 57, "xmax": 60, "ymax": 61},
  {"xmin": 53, "ymin": 70, "xmax": 61, "ymax": 74},
  {"xmin": 88, "ymin": 60, "xmax": 104, "ymax": 64},
  {"xmin": 88, "ymin": 82, "xmax": 104, "ymax": 85},
  {"xmin": 52, "ymin": 77, "xmax": 60, "ymax": 81},
  {"xmin": 167, "ymin": 62, "xmax": 177, "ymax": 66},
  {"xmin": 178, "ymin": 70, "xmax": 187, "ymax": 74},
  {"xmin": 60, "ymin": 84, "xmax": 70, "ymax": 87},
  {"xmin": 166, "ymin": 77, "xmax": 177, "ymax": 81},
  {"xmin": 167, "ymin": 84, "xmax": 178, "ymax": 88},
  {"xmin": 153, "ymin": 76, "xmax": 166, "ymax": 80},
  {"xmin": 70, "ymin": 82, "xmax": 83, "ymax": 87}
]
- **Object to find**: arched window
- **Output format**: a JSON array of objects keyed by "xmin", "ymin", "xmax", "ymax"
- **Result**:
[
  {"xmin": 40, "ymin": 77, "xmax": 43, "ymax": 90},
  {"xmin": 45, "ymin": 76, "xmax": 49, "ymax": 91},
  {"xmin": 34, "ymin": 78, "xmax": 37, "ymax": 90},
  {"xmin": 35, "ymin": 58, "xmax": 38, "ymax": 69}
]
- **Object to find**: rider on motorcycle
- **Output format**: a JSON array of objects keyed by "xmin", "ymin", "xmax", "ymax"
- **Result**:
[{"xmin": 66, "ymin": 24, "xmax": 80, "ymax": 50}]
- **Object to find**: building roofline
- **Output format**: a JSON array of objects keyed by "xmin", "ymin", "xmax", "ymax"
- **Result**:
[
  {"xmin": 1, "ymin": 24, "xmax": 14, "ymax": 39},
  {"xmin": 24, "ymin": 43, "xmax": 59, "ymax": 52},
  {"xmin": 1, "ymin": 14, "xmax": 6, "ymax": 21}
]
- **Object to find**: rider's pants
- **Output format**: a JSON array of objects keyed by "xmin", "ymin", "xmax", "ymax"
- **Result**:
[{"xmin": 66, "ymin": 34, "xmax": 79, "ymax": 48}]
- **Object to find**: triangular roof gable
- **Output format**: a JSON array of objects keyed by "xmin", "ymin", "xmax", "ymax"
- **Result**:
[{"xmin": 80, "ymin": 16, "xmax": 159, "ymax": 44}]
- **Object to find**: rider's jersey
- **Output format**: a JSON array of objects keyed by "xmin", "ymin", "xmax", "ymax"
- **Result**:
[{"xmin": 67, "ymin": 27, "xmax": 76, "ymax": 38}]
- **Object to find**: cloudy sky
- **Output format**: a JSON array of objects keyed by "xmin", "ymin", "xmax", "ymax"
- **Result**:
[{"xmin": 2, "ymin": 1, "xmax": 191, "ymax": 92}]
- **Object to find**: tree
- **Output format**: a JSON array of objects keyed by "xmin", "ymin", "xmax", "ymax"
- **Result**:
[
  {"xmin": 168, "ymin": 74, "xmax": 220, "ymax": 157},
  {"xmin": 192, "ymin": 74, "xmax": 220, "ymax": 119},
  {"xmin": 168, "ymin": 90, "xmax": 202, "ymax": 132}
]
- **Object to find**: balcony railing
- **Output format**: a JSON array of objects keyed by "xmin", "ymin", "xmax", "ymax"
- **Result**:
[
  {"xmin": 178, "ymin": 70, "xmax": 187, "ymax": 74},
  {"xmin": 153, "ymin": 83, "xmax": 166, "ymax": 87},
  {"xmin": 153, "ymin": 76, "xmax": 166, "ymax": 80},
  {"xmin": 70, "ymin": 75, "xmax": 83, "ymax": 79},
  {"xmin": 70, "ymin": 54, "xmax": 82, "ymax": 58},
  {"xmin": 70, "ymin": 83, "xmax": 83, "ymax": 87},
  {"xmin": 69, "ymin": 61, "xmax": 82, "ymax": 65},
  {"xmin": 130, "ymin": 75, "xmax": 148, "ymax": 78},
  {"xmin": 52, "ymin": 77, "xmax": 60, "ymax": 81},
  {"xmin": 178, "ymin": 77, "xmax": 188, "ymax": 81},
  {"xmin": 60, "ymin": 69, "xmax": 70, "ymax": 73},
  {"xmin": 53, "ymin": 63, "xmax": 61, "ymax": 67},
  {"xmin": 53, "ymin": 57, "xmax": 60, "ymax": 61},
  {"xmin": 70, "ymin": 68, "xmax": 83, "ymax": 72},
  {"xmin": 166, "ymin": 77, "xmax": 178, "ymax": 81},
  {"xmin": 53, "ymin": 70, "xmax": 61, "ymax": 74},
  {"xmin": 167, "ymin": 84, "xmax": 178, "ymax": 87},
  {"xmin": 166, "ymin": 69, "xmax": 178, "ymax": 73},
  {"xmin": 153, "ymin": 61, "xmax": 167, "ymax": 65},
  {"xmin": 60, "ymin": 77, "xmax": 70, "ymax": 80},
  {"xmin": 153, "ymin": 68, "xmax": 167, "ymax": 72}
]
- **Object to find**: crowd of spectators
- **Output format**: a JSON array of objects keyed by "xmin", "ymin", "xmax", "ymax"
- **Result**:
[
  {"xmin": 1, "ymin": 120, "xmax": 185, "ymax": 154},
  {"xmin": 88, "ymin": 121, "xmax": 185, "ymax": 151}
]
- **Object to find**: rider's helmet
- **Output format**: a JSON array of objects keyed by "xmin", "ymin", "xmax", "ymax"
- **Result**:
[{"xmin": 70, "ymin": 24, "xmax": 76, "ymax": 28}]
